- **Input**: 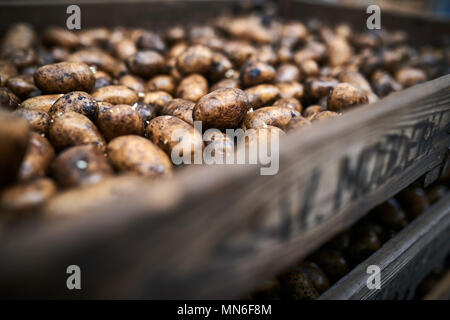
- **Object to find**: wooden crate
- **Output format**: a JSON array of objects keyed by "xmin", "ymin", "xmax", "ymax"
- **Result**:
[
  {"xmin": 319, "ymin": 194, "xmax": 450, "ymax": 300},
  {"xmin": 0, "ymin": 0, "xmax": 449, "ymax": 299}
]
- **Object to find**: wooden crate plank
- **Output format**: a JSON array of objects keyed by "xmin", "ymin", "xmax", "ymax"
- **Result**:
[{"xmin": 319, "ymin": 194, "xmax": 450, "ymax": 300}]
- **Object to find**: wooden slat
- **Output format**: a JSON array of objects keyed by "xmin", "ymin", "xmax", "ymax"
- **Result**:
[
  {"xmin": 0, "ymin": 75, "xmax": 449, "ymax": 299},
  {"xmin": 319, "ymin": 194, "xmax": 450, "ymax": 300},
  {"xmin": 423, "ymin": 271, "xmax": 450, "ymax": 300}
]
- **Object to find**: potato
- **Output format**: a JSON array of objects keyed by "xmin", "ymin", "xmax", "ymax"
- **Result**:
[
  {"xmin": 92, "ymin": 85, "xmax": 139, "ymax": 105},
  {"xmin": 14, "ymin": 108, "xmax": 50, "ymax": 135},
  {"xmin": 275, "ymin": 64, "xmax": 301, "ymax": 83},
  {"xmin": 395, "ymin": 67, "xmax": 427, "ymax": 88},
  {"xmin": 146, "ymin": 116, "xmax": 203, "ymax": 163},
  {"xmin": 283, "ymin": 116, "xmax": 311, "ymax": 131},
  {"xmin": 297, "ymin": 261, "xmax": 330, "ymax": 294},
  {"xmin": 18, "ymin": 132, "xmax": 55, "ymax": 181},
  {"xmin": 126, "ymin": 50, "xmax": 165, "ymax": 78},
  {"xmin": 0, "ymin": 178, "xmax": 56, "ymax": 214},
  {"xmin": 303, "ymin": 105, "xmax": 324, "ymax": 119},
  {"xmin": 278, "ymin": 268, "xmax": 319, "ymax": 300},
  {"xmin": 137, "ymin": 31, "xmax": 166, "ymax": 52},
  {"xmin": 327, "ymin": 36, "xmax": 353, "ymax": 67},
  {"xmin": 49, "ymin": 91, "xmax": 98, "ymax": 120},
  {"xmin": 273, "ymin": 97, "xmax": 303, "ymax": 113},
  {"xmin": 118, "ymin": 74, "xmax": 145, "ymax": 93},
  {"xmin": 203, "ymin": 130, "xmax": 234, "ymax": 160},
  {"xmin": 162, "ymin": 98, "xmax": 195, "ymax": 125},
  {"xmin": 176, "ymin": 74, "xmax": 208, "ymax": 102},
  {"xmin": 210, "ymin": 78, "xmax": 240, "ymax": 92},
  {"xmin": 239, "ymin": 60, "xmax": 276, "ymax": 87},
  {"xmin": 49, "ymin": 111, "xmax": 106, "ymax": 151},
  {"xmin": 280, "ymin": 21, "xmax": 308, "ymax": 47},
  {"xmin": 276, "ymin": 81, "xmax": 304, "ymax": 100},
  {"xmin": 0, "ymin": 60, "xmax": 18, "ymax": 86},
  {"xmin": 147, "ymin": 75, "xmax": 176, "ymax": 94},
  {"xmin": 293, "ymin": 41, "xmax": 327, "ymax": 64},
  {"xmin": 245, "ymin": 84, "xmax": 280, "ymax": 109},
  {"xmin": 311, "ymin": 248, "xmax": 349, "ymax": 283},
  {"xmin": 176, "ymin": 45, "xmax": 213, "ymax": 75},
  {"xmin": 6, "ymin": 74, "xmax": 38, "ymax": 99},
  {"xmin": 107, "ymin": 135, "xmax": 172, "ymax": 177},
  {"xmin": 34, "ymin": 62, "xmax": 95, "ymax": 93},
  {"xmin": 299, "ymin": 59, "xmax": 320, "ymax": 78},
  {"xmin": 1, "ymin": 23, "xmax": 36, "ymax": 56},
  {"xmin": 0, "ymin": 87, "xmax": 20, "ymax": 110},
  {"xmin": 310, "ymin": 110, "xmax": 339, "ymax": 122},
  {"xmin": 113, "ymin": 39, "xmax": 137, "ymax": 60},
  {"xmin": 142, "ymin": 90, "xmax": 172, "ymax": 111},
  {"xmin": 42, "ymin": 27, "xmax": 79, "ymax": 48},
  {"xmin": 0, "ymin": 111, "xmax": 29, "ymax": 188},
  {"xmin": 327, "ymin": 83, "xmax": 369, "ymax": 112},
  {"xmin": 19, "ymin": 94, "xmax": 62, "ymax": 112},
  {"xmin": 93, "ymin": 70, "xmax": 112, "ymax": 90},
  {"xmin": 208, "ymin": 52, "xmax": 233, "ymax": 82},
  {"xmin": 396, "ymin": 187, "xmax": 429, "ymax": 221},
  {"xmin": 193, "ymin": 88, "xmax": 249, "ymax": 130},
  {"xmin": 52, "ymin": 145, "xmax": 113, "ymax": 188},
  {"xmin": 371, "ymin": 198, "xmax": 407, "ymax": 231},
  {"xmin": 371, "ymin": 70, "xmax": 402, "ymax": 97},
  {"xmin": 134, "ymin": 102, "xmax": 159, "ymax": 126},
  {"xmin": 223, "ymin": 41, "xmax": 257, "ymax": 67},
  {"xmin": 241, "ymin": 106, "xmax": 301, "ymax": 130},
  {"xmin": 305, "ymin": 77, "xmax": 339, "ymax": 100},
  {"xmin": 338, "ymin": 70, "xmax": 378, "ymax": 103},
  {"xmin": 164, "ymin": 26, "xmax": 186, "ymax": 44},
  {"xmin": 97, "ymin": 104, "xmax": 144, "ymax": 141},
  {"xmin": 347, "ymin": 230, "xmax": 381, "ymax": 266},
  {"xmin": 67, "ymin": 48, "xmax": 123, "ymax": 77}
]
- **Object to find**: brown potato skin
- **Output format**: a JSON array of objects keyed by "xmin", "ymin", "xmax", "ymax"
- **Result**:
[
  {"xmin": 283, "ymin": 116, "xmax": 311, "ymax": 131},
  {"xmin": 239, "ymin": 60, "xmax": 276, "ymax": 87},
  {"xmin": 395, "ymin": 67, "xmax": 427, "ymax": 88},
  {"xmin": 97, "ymin": 104, "xmax": 144, "ymax": 141},
  {"xmin": 273, "ymin": 98, "xmax": 303, "ymax": 113},
  {"xmin": 52, "ymin": 145, "xmax": 113, "ymax": 188},
  {"xmin": 162, "ymin": 98, "xmax": 195, "ymax": 125},
  {"xmin": 0, "ymin": 177, "xmax": 56, "ymax": 213},
  {"xmin": 20, "ymin": 94, "xmax": 62, "ymax": 112},
  {"xmin": 303, "ymin": 105, "xmax": 324, "ymax": 118},
  {"xmin": 92, "ymin": 85, "xmax": 139, "ymax": 105},
  {"xmin": 176, "ymin": 45, "xmax": 213, "ymax": 75},
  {"xmin": 107, "ymin": 135, "xmax": 172, "ymax": 177},
  {"xmin": 147, "ymin": 75, "xmax": 176, "ymax": 94},
  {"xmin": 176, "ymin": 74, "xmax": 208, "ymax": 102},
  {"xmin": 34, "ymin": 62, "xmax": 95, "ymax": 93},
  {"xmin": 146, "ymin": 115, "xmax": 204, "ymax": 163},
  {"xmin": 278, "ymin": 268, "xmax": 319, "ymax": 300},
  {"xmin": 49, "ymin": 91, "xmax": 98, "ymax": 120},
  {"xmin": 245, "ymin": 84, "xmax": 280, "ymax": 109},
  {"xmin": 6, "ymin": 74, "xmax": 38, "ymax": 99},
  {"xmin": 327, "ymin": 83, "xmax": 369, "ymax": 112},
  {"xmin": 210, "ymin": 79, "xmax": 240, "ymax": 92},
  {"xmin": 0, "ymin": 87, "xmax": 20, "ymax": 110},
  {"xmin": 18, "ymin": 132, "xmax": 55, "ymax": 181},
  {"xmin": 208, "ymin": 52, "xmax": 233, "ymax": 82},
  {"xmin": 49, "ymin": 111, "xmax": 106, "ymax": 152},
  {"xmin": 118, "ymin": 74, "xmax": 145, "ymax": 93},
  {"xmin": 275, "ymin": 64, "xmax": 301, "ymax": 83},
  {"xmin": 338, "ymin": 70, "xmax": 378, "ymax": 103},
  {"xmin": 14, "ymin": 108, "xmax": 50, "ymax": 135},
  {"xmin": 305, "ymin": 77, "xmax": 339, "ymax": 100},
  {"xmin": 276, "ymin": 81, "xmax": 304, "ymax": 100},
  {"xmin": 0, "ymin": 111, "xmax": 29, "ymax": 189},
  {"xmin": 142, "ymin": 91, "xmax": 172, "ymax": 111},
  {"xmin": 193, "ymin": 88, "xmax": 249, "ymax": 130},
  {"xmin": 0, "ymin": 60, "xmax": 18, "ymax": 86},
  {"xmin": 134, "ymin": 102, "xmax": 159, "ymax": 126},
  {"xmin": 68, "ymin": 49, "xmax": 122, "ymax": 77},
  {"xmin": 126, "ymin": 50, "xmax": 165, "ymax": 78},
  {"xmin": 242, "ymin": 106, "xmax": 301, "ymax": 130},
  {"xmin": 42, "ymin": 27, "xmax": 79, "ymax": 48},
  {"xmin": 310, "ymin": 111, "xmax": 339, "ymax": 122}
]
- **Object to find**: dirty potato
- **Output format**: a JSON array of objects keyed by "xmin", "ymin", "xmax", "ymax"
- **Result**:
[
  {"xmin": 118, "ymin": 74, "xmax": 145, "ymax": 93},
  {"xmin": 19, "ymin": 94, "xmax": 62, "ymax": 112},
  {"xmin": 97, "ymin": 104, "xmax": 144, "ymax": 141},
  {"xmin": 176, "ymin": 45, "xmax": 213, "ymax": 75},
  {"xmin": 49, "ymin": 91, "xmax": 98, "ymax": 120},
  {"xmin": 34, "ymin": 62, "xmax": 95, "ymax": 93},
  {"xmin": 92, "ymin": 85, "xmax": 139, "ymax": 105},
  {"xmin": 327, "ymin": 83, "xmax": 369, "ymax": 112},
  {"xmin": 18, "ymin": 132, "xmax": 55, "ymax": 181},
  {"xmin": 275, "ymin": 64, "xmax": 301, "ymax": 83},
  {"xmin": 176, "ymin": 74, "xmax": 208, "ymax": 102},
  {"xmin": 273, "ymin": 97, "xmax": 303, "ymax": 113},
  {"xmin": 49, "ymin": 111, "xmax": 106, "ymax": 151},
  {"xmin": 142, "ymin": 90, "xmax": 172, "ymax": 111},
  {"xmin": 146, "ymin": 115, "xmax": 204, "ymax": 163},
  {"xmin": 107, "ymin": 135, "xmax": 172, "ymax": 177},
  {"xmin": 239, "ymin": 60, "xmax": 276, "ymax": 87},
  {"xmin": 126, "ymin": 50, "xmax": 165, "ymax": 78},
  {"xmin": 276, "ymin": 81, "xmax": 304, "ymax": 100},
  {"xmin": 0, "ymin": 87, "xmax": 20, "ymax": 110},
  {"xmin": 310, "ymin": 110, "xmax": 340, "ymax": 122},
  {"xmin": 303, "ymin": 105, "xmax": 325, "ymax": 119},
  {"xmin": 52, "ymin": 145, "xmax": 113, "ymax": 188},
  {"xmin": 193, "ymin": 88, "xmax": 249, "ymax": 130},
  {"xmin": 6, "ymin": 74, "xmax": 38, "ymax": 99},
  {"xmin": 162, "ymin": 98, "xmax": 195, "ymax": 125},
  {"xmin": 245, "ymin": 84, "xmax": 280, "ymax": 109},
  {"xmin": 14, "ymin": 108, "xmax": 50, "ymax": 135},
  {"xmin": 147, "ymin": 75, "xmax": 176, "ymax": 94},
  {"xmin": 241, "ymin": 106, "xmax": 301, "ymax": 130},
  {"xmin": 283, "ymin": 116, "xmax": 311, "ymax": 131}
]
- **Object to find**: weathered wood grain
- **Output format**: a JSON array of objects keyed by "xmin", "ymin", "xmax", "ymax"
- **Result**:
[{"xmin": 320, "ymin": 194, "xmax": 450, "ymax": 300}]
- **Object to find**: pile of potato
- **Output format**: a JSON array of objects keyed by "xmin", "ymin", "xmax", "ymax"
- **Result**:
[
  {"xmin": 0, "ymin": 11, "xmax": 448, "ymax": 217},
  {"xmin": 250, "ymin": 178, "xmax": 449, "ymax": 300}
]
